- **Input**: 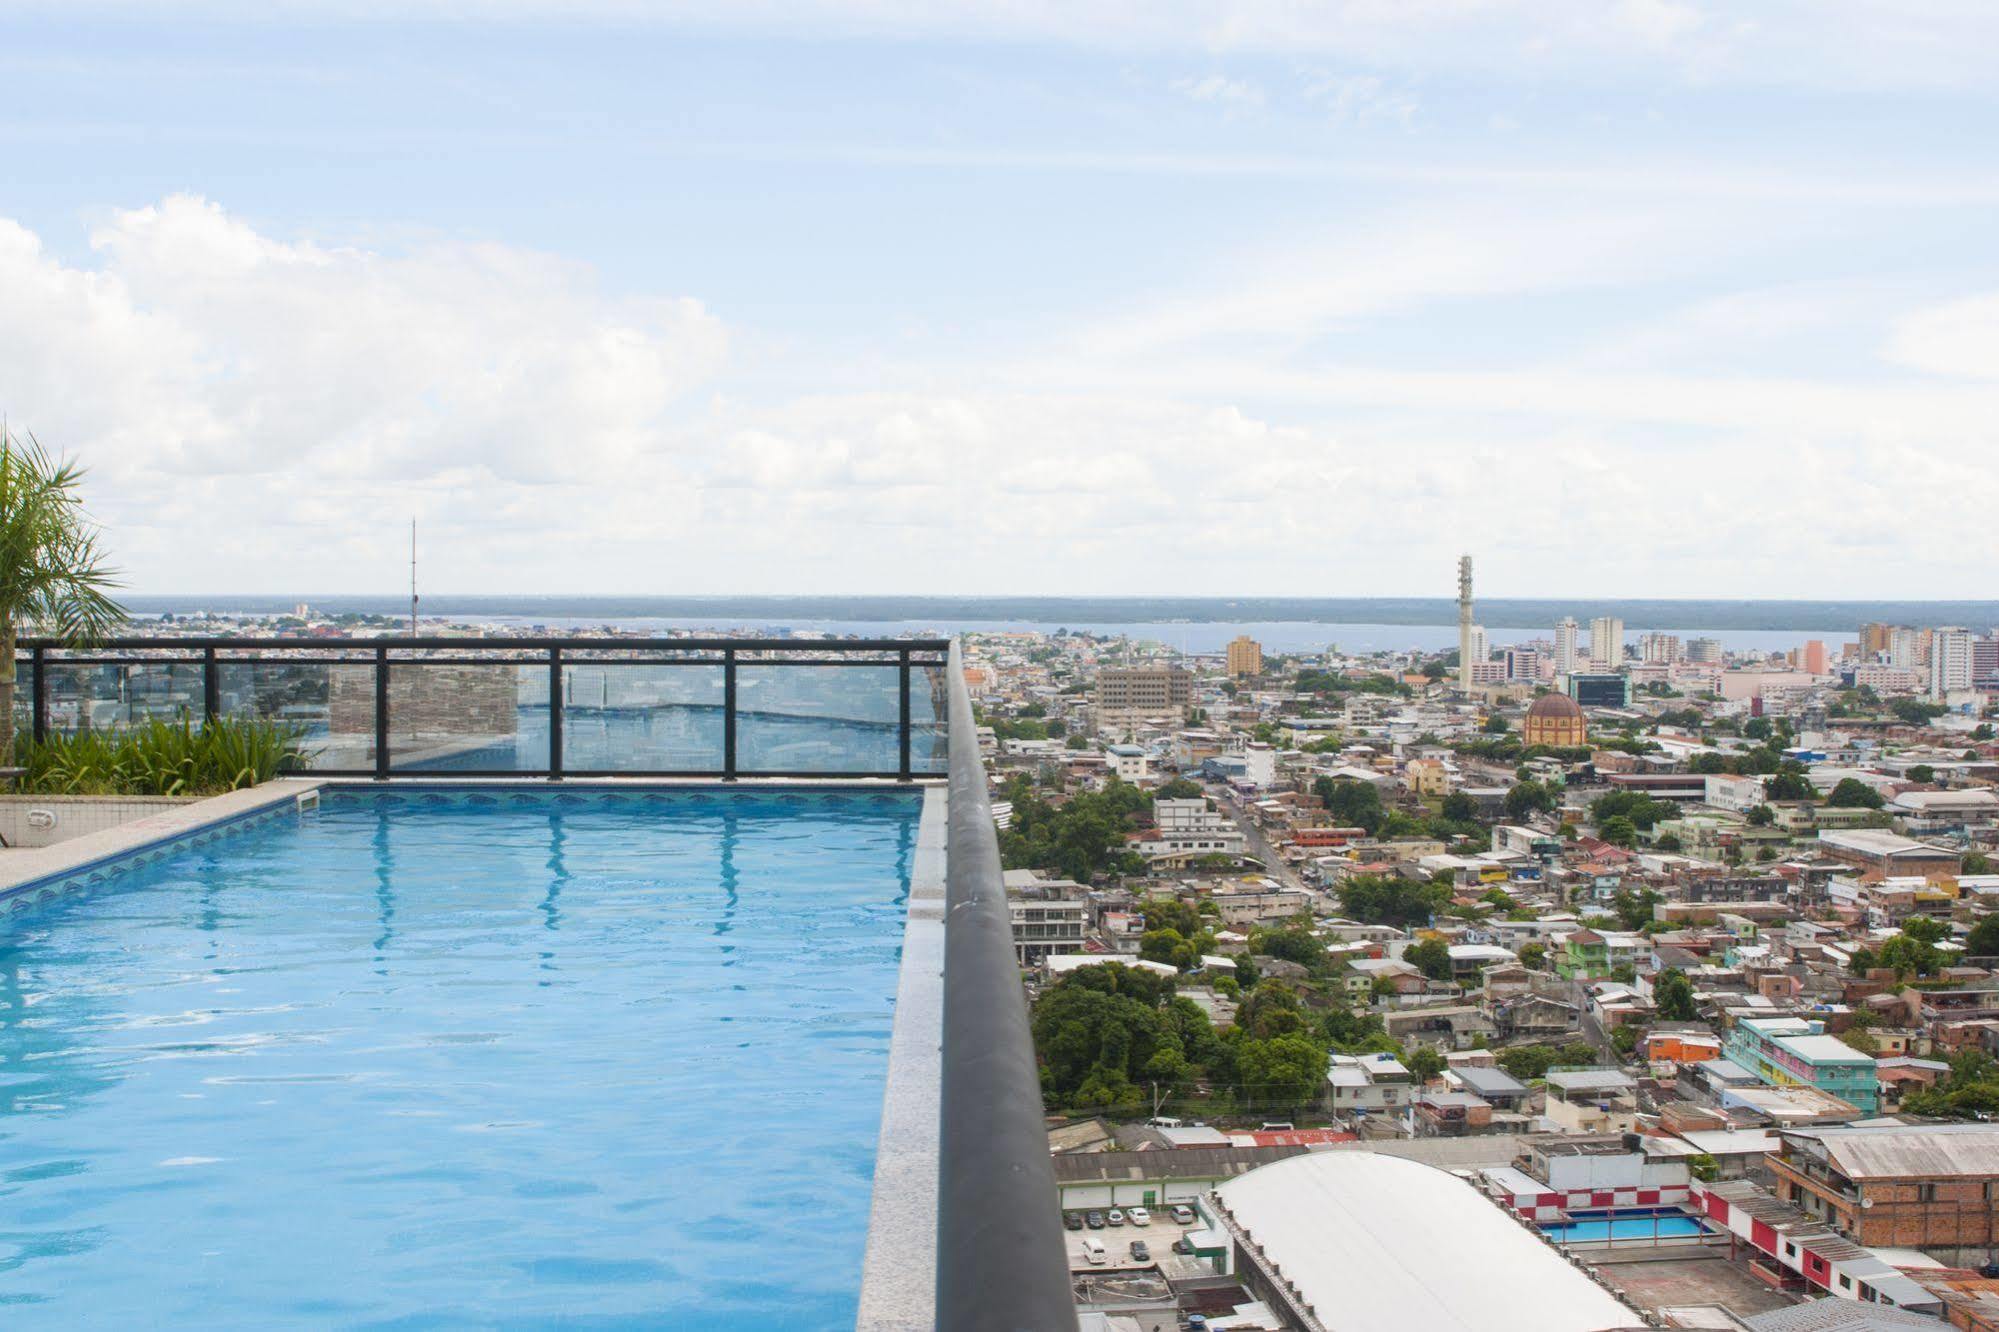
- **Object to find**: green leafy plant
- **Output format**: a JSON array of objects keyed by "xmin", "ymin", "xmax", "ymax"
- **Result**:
[{"xmin": 11, "ymin": 716, "xmax": 309, "ymax": 796}]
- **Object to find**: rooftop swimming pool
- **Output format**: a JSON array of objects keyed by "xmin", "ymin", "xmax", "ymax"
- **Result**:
[
  {"xmin": 0, "ymin": 786, "xmax": 922, "ymax": 1328},
  {"xmin": 1539, "ymin": 1207, "xmax": 1709, "ymax": 1244}
]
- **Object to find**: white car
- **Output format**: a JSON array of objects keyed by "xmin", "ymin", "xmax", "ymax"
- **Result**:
[
  {"xmin": 1106, "ymin": 1208, "xmax": 1125, "ymax": 1227},
  {"xmin": 1170, "ymin": 1205, "xmax": 1196, "ymax": 1225},
  {"xmin": 1127, "ymin": 1207, "xmax": 1151, "ymax": 1227}
]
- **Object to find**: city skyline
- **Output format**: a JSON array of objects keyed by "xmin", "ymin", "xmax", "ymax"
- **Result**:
[{"xmin": 4, "ymin": 4, "xmax": 1999, "ymax": 597}]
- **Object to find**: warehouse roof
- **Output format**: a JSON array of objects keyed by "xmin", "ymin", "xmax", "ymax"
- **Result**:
[{"xmin": 1212, "ymin": 1151, "xmax": 1640, "ymax": 1332}]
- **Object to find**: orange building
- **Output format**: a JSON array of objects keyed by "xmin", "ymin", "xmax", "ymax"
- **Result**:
[{"xmin": 1521, "ymin": 692, "xmax": 1587, "ymax": 748}]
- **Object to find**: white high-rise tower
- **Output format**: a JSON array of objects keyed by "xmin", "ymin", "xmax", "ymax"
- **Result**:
[
  {"xmin": 1554, "ymin": 617, "xmax": 1579, "ymax": 676},
  {"xmin": 1590, "ymin": 615, "xmax": 1625, "ymax": 666},
  {"xmin": 1457, "ymin": 555, "xmax": 1475, "ymax": 695}
]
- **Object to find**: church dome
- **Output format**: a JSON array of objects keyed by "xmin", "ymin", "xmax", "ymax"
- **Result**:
[{"xmin": 1526, "ymin": 693, "xmax": 1584, "ymax": 722}]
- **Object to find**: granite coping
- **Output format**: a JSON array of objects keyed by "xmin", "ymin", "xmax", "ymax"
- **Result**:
[
  {"xmin": 857, "ymin": 782, "xmax": 945, "ymax": 1331},
  {"xmin": 0, "ymin": 777, "xmax": 327, "ymax": 904}
]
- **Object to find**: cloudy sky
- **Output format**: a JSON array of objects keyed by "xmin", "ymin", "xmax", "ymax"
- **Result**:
[{"xmin": 3, "ymin": 2, "xmax": 1998, "ymax": 599}]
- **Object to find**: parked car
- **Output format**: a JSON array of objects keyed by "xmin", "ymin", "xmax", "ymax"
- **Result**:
[
  {"xmin": 1106, "ymin": 1208, "xmax": 1125, "ymax": 1227},
  {"xmin": 1085, "ymin": 1211, "xmax": 1106, "ymax": 1229},
  {"xmin": 1259, "ymin": 1122, "xmax": 1295, "ymax": 1131},
  {"xmin": 1063, "ymin": 1211, "xmax": 1083, "ymax": 1231},
  {"xmin": 1170, "ymin": 1204, "xmax": 1196, "ymax": 1225},
  {"xmin": 1172, "ymin": 1236, "xmax": 1195, "ymax": 1255},
  {"xmin": 1081, "ymin": 1238, "xmax": 1107, "ymax": 1266},
  {"xmin": 1128, "ymin": 1240, "xmax": 1150, "ymax": 1262},
  {"xmin": 1127, "ymin": 1207, "xmax": 1151, "ymax": 1227}
]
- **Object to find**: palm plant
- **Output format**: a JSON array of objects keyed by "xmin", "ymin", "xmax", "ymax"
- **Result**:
[{"xmin": 0, "ymin": 427, "xmax": 125, "ymax": 755}]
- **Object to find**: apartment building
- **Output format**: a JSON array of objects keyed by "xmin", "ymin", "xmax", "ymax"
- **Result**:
[
  {"xmin": 1094, "ymin": 665, "xmax": 1192, "ymax": 728},
  {"xmin": 1769, "ymin": 1123, "xmax": 1999, "ymax": 1251},
  {"xmin": 1224, "ymin": 635, "xmax": 1264, "ymax": 678},
  {"xmin": 1722, "ymin": 1016, "xmax": 1878, "ymax": 1113}
]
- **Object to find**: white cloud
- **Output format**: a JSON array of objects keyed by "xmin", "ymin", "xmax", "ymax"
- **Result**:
[
  {"xmin": 6, "ymin": 195, "xmax": 1999, "ymax": 599},
  {"xmin": 1300, "ymin": 73, "xmax": 1417, "ymax": 127},
  {"xmin": 1885, "ymin": 293, "xmax": 1999, "ymax": 380},
  {"xmin": 0, "ymin": 196, "xmax": 725, "ymax": 486},
  {"xmin": 1171, "ymin": 74, "xmax": 1265, "ymax": 109}
]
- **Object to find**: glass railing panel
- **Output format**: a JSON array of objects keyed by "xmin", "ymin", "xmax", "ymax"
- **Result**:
[
  {"xmin": 39, "ymin": 661, "xmax": 205, "ymax": 734},
  {"xmin": 556, "ymin": 662, "xmax": 725, "ymax": 772},
  {"xmin": 216, "ymin": 659, "xmax": 378, "ymax": 770},
  {"xmin": 736, "ymin": 663, "xmax": 901, "ymax": 774},
  {"xmin": 386, "ymin": 662, "xmax": 548, "ymax": 772}
]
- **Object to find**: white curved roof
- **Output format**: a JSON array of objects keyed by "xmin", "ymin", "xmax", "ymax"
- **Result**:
[{"xmin": 1214, "ymin": 1151, "xmax": 1639, "ymax": 1332}]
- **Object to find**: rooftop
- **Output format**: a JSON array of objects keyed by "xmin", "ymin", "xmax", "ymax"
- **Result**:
[{"xmin": 1213, "ymin": 1152, "xmax": 1639, "ymax": 1332}]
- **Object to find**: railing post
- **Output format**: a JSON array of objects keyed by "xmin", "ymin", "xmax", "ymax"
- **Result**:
[
  {"xmin": 898, "ymin": 649, "xmax": 912, "ymax": 781},
  {"xmin": 30, "ymin": 644, "xmax": 46, "ymax": 744},
  {"xmin": 374, "ymin": 646, "xmax": 390, "ymax": 781},
  {"xmin": 547, "ymin": 646, "xmax": 563, "ymax": 781},
  {"xmin": 202, "ymin": 646, "xmax": 219, "ymax": 725},
  {"xmin": 723, "ymin": 647, "xmax": 738, "ymax": 780}
]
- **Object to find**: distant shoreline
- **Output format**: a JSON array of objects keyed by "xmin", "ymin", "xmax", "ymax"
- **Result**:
[{"xmin": 117, "ymin": 594, "xmax": 1999, "ymax": 634}]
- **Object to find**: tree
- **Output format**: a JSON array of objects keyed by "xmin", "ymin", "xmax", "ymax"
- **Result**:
[
  {"xmin": 1746, "ymin": 804, "xmax": 1775, "ymax": 827},
  {"xmin": 1653, "ymin": 968, "xmax": 1697, "ymax": 1021},
  {"xmin": 1964, "ymin": 915, "xmax": 1999, "ymax": 958},
  {"xmin": 1254, "ymin": 926, "xmax": 1327, "ymax": 972},
  {"xmin": 1825, "ymin": 778, "xmax": 1884, "ymax": 809},
  {"xmin": 1155, "ymin": 777, "xmax": 1203, "ymax": 800},
  {"xmin": 1404, "ymin": 936, "xmax": 1452, "ymax": 981},
  {"xmin": 1338, "ymin": 874, "xmax": 1450, "ymax": 929},
  {"xmin": 1766, "ymin": 767, "xmax": 1815, "ymax": 802},
  {"xmin": 0, "ymin": 430, "xmax": 125, "ymax": 754},
  {"xmin": 1483, "ymin": 714, "xmax": 1510, "ymax": 734},
  {"xmin": 1313, "ymin": 776, "xmax": 1385, "ymax": 834},
  {"xmin": 1612, "ymin": 887, "xmax": 1660, "ymax": 931},
  {"xmin": 1440, "ymin": 791, "xmax": 1477, "ymax": 823},
  {"xmin": 1590, "ymin": 790, "xmax": 1670, "ymax": 832},
  {"xmin": 1600, "ymin": 815, "xmax": 1638, "ymax": 847},
  {"xmin": 1890, "ymin": 697, "xmax": 1948, "ymax": 726},
  {"xmin": 1964, "ymin": 852, "xmax": 1994, "ymax": 876},
  {"xmin": 1404, "ymin": 1045, "xmax": 1446, "ymax": 1083},
  {"xmin": 1974, "ymin": 723, "xmax": 1995, "ymax": 742},
  {"xmin": 1505, "ymin": 780, "xmax": 1557, "ymax": 821},
  {"xmin": 1906, "ymin": 764, "xmax": 1936, "ymax": 785},
  {"xmin": 1518, "ymin": 941, "xmax": 1548, "ymax": 971},
  {"xmin": 1653, "ymin": 832, "xmax": 1683, "ymax": 853},
  {"xmin": 1236, "ymin": 1032, "xmax": 1327, "ymax": 1108}
]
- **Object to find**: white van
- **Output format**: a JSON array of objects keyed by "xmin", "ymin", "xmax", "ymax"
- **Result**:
[
  {"xmin": 1145, "ymin": 1116, "xmax": 1183, "ymax": 1129},
  {"xmin": 1081, "ymin": 1238, "xmax": 1107, "ymax": 1266}
]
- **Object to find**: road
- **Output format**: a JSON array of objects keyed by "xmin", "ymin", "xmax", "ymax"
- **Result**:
[{"xmin": 1206, "ymin": 782, "xmax": 1310, "ymax": 894}]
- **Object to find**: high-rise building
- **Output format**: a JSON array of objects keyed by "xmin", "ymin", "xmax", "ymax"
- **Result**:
[
  {"xmin": 1686, "ymin": 637, "xmax": 1722, "ymax": 665},
  {"xmin": 1973, "ymin": 635, "xmax": 1999, "ymax": 687},
  {"xmin": 1096, "ymin": 667, "xmax": 1192, "ymax": 725},
  {"xmin": 1468, "ymin": 625, "xmax": 1489, "ymax": 668},
  {"xmin": 1888, "ymin": 627, "xmax": 1923, "ymax": 670},
  {"xmin": 1801, "ymin": 640, "xmax": 1828, "ymax": 676},
  {"xmin": 1931, "ymin": 628, "xmax": 1974, "ymax": 699},
  {"xmin": 1859, "ymin": 623, "xmax": 1895, "ymax": 658},
  {"xmin": 1589, "ymin": 616, "xmax": 1624, "ymax": 665},
  {"xmin": 1225, "ymin": 635, "xmax": 1264, "ymax": 678},
  {"xmin": 1504, "ymin": 646, "xmax": 1542, "ymax": 682},
  {"xmin": 1639, "ymin": 632, "xmax": 1684, "ymax": 665},
  {"xmin": 1553, "ymin": 617, "xmax": 1579, "ymax": 676}
]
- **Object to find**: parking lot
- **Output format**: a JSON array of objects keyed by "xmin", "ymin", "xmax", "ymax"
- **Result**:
[{"xmin": 1062, "ymin": 1205, "xmax": 1208, "ymax": 1272}]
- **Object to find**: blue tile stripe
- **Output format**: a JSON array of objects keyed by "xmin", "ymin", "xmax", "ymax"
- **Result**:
[{"xmin": 0, "ymin": 797, "xmax": 305, "ymax": 914}]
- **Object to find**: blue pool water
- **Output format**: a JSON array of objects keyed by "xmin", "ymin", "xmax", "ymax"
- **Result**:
[
  {"xmin": 1541, "ymin": 1207, "xmax": 1708, "ymax": 1243},
  {"xmin": 0, "ymin": 787, "xmax": 921, "ymax": 1328}
]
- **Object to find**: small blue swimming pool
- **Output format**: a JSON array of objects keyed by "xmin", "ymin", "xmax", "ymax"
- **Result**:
[
  {"xmin": 0, "ymin": 787, "xmax": 921, "ymax": 1328},
  {"xmin": 1541, "ymin": 1206, "xmax": 1708, "ymax": 1243}
]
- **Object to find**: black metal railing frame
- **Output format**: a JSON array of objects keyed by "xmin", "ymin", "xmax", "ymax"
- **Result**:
[
  {"xmin": 16, "ymin": 635, "xmax": 950, "ymax": 782},
  {"xmin": 937, "ymin": 639, "xmax": 1077, "ymax": 1331}
]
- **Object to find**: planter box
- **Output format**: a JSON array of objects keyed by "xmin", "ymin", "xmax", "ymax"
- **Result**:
[{"xmin": 0, "ymin": 794, "xmax": 202, "ymax": 848}]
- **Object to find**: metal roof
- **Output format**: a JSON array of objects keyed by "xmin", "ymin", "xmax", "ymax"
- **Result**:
[{"xmin": 1792, "ymin": 1123, "xmax": 1999, "ymax": 1180}]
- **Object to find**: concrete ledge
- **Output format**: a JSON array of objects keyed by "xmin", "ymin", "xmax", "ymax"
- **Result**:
[
  {"xmin": 857, "ymin": 783, "xmax": 945, "ymax": 1331},
  {"xmin": 0, "ymin": 778, "xmax": 325, "ymax": 906}
]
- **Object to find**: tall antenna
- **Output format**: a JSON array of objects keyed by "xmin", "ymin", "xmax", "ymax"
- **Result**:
[
  {"xmin": 409, "ymin": 518, "xmax": 419, "ymax": 637},
  {"xmin": 1457, "ymin": 554, "xmax": 1475, "ymax": 697}
]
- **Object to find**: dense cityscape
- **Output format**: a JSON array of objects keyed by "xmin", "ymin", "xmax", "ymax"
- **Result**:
[{"xmin": 954, "ymin": 562, "xmax": 1999, "ymax": 1329}]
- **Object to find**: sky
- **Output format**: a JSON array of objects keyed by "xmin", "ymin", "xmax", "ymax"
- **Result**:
[{"xmin": 2, "ymin": 2, "xmax": 1998, "ymax": 600}]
